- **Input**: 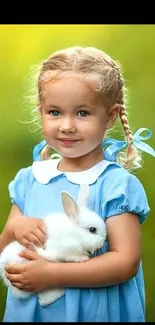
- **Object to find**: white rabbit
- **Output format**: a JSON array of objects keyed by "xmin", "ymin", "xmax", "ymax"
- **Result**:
[{"xmin": 0, "ymin": 184, "xmax": 106, "ymax": 307}]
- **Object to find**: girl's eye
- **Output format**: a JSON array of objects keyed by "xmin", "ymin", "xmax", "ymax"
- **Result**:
[
  {"xmin": 50, "ymin": 110, "xmax": 60, "ymax": 116},
  {"xmin": 77, "ymin": 110, "xmax": 89, "ymax": 117}
]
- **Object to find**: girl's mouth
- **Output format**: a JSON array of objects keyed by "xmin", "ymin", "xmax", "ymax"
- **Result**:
[{"xmin": 58, "ymin": 139, "xmax": 80, "ymax": 146}]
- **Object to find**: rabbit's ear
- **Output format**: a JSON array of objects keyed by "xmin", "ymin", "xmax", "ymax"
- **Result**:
[
  {"xmin": 77, "ymin": 184, "xmax": 90, "ymax": 206},
  {"xmin": 61, "ymin": 192, "xmax": 79, "ymax": 219}
]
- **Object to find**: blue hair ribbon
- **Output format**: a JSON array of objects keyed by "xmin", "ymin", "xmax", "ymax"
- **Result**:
[
  {"xmin": 33, "ymin": 140, "xmax": 47, "ymax": 161},
  {"xmin": 33, "ymin": 140, "xmax": 61, "ymax": 161},
  {"xmin": 102, "ymin": 128, "xmax": 155, "ymax": 161}
]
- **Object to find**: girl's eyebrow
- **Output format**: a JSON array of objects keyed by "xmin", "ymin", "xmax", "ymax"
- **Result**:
[
  {"xmin": 48, "ymin": 103, "xmax": 91, "ymax": 109},
  {"xmin": 48, "ymin": 104, "xmax": 61, "ymax": 109},
  {"xmin": 75, "ymin": 103, "xmax": 90, "ymax": 108}
]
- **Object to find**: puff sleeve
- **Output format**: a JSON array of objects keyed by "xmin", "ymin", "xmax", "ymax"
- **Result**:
[
  {"xmin": 8, "ymin": 167, "xmax": 32, "ymax": 212},
  {"xmin": 101, "ymin": 171, "xmax": 150, "ymax": 224}
]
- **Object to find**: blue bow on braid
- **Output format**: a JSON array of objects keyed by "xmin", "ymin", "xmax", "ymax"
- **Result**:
[
  {"xmin": 33, "ymin": 140, "xmax": 61, "ymax": 161},
  {"xmin": 102, "ymin": 127, "xmax": 155, "ymax": 162},
  {"xmin": 33, "ymin": 140, "xmax": 47, "ymax": 161}
]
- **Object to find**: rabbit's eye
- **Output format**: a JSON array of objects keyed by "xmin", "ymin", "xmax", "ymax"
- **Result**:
[{"xmin": 89, "ymin": 227, "xmax": 97, "ymax": 234}]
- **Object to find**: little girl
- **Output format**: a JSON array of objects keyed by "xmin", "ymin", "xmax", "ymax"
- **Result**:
[{"xmin": 1, "ymin": 46, "xmax": 155, "ymax": 322}]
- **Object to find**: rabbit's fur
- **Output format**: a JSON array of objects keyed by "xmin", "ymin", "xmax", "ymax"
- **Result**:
[{"xmin": 0, "ymin": 184, "xmax": 106, "ymax": 306}]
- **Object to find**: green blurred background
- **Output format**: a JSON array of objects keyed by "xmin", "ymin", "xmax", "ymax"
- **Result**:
[{"xmin": 0, "ymin": 24, "xmax": 155, "ymax": 321}]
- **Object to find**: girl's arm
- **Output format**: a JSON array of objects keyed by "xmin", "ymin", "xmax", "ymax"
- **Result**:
[
  {"xmin": 0, "ymin": 205, "xmax": 23, "ymax": 253},
  {"xmin": 0, "ymin": 204, "xmax": 46, "ymax": 253},
  {"xmin": 5, "ymin": 212, "xmax": 141, "ymax": 290}
]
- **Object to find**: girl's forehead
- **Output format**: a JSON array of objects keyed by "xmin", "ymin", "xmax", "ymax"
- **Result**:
[
  {"xmin": 42, "ymin": 75, "xmax": 91, "ymax": 92},
  {"xmin": 42, "ymin": 76, "xmax": 103, "ymax": 107}
]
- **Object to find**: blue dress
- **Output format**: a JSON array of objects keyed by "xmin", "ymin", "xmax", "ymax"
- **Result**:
[{"xmin": 3, "ymin": 158, "xmax": 150, "ymax": 322}]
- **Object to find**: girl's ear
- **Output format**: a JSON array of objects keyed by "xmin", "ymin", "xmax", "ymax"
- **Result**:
[
  {"xmin": 106, "ymin": 104, "xmax": 120, "ymax": 129},
  {"xmin": 61, "ymin": 192, "xmax": 79, "ymax": 219}
]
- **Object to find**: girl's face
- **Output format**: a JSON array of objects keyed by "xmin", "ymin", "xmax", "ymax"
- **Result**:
[{"xmin": 40, "ymin": 76, "xmax": 110, "ymax": 160}]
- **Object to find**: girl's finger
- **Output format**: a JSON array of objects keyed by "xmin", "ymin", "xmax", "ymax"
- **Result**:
[
  {"xmin": 19, "ymin": 237, "xmax": 33, "ymax": 249},
  {"xmin": 5, "ymin": 272, "xmax": 21, "ymax": 282},
  {"xmin": 31, "ymin": 228, "xmax": 46, "ymax": 245},
  {"xmin": 11, "ymin": 282, "xmax": 25, "ymax": 289},
  {"xmin": 37, "ymin": 220, "xmax": 46, "ymax": 233},
  {"xmin": 11, "ymin": 282, "xmax": 35, "ymax": 292},
  {"xmin": 5, "ymin": 264, "xmax": 22, "ymax": 274},
  {"xmin": 19, "ymin": 249, "xmax": 41, "ymax": 260},
  {"xmin": 25, "ymin": 233, "xmax": 43, "ymax": 247}
]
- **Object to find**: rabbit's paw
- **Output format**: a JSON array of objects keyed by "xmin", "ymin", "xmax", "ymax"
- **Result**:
[
  {"xmin": 78, "ymin": 255, "xmax": 89, "ymax": 262},
  {"xmin": 38, "ymin": 288, "xmax": 65, "ymax": 306}
]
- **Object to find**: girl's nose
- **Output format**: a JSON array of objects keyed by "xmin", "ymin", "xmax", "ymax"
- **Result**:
[{"xmin": 59, "ymin": 118, "xmax": 76, "ymax": 133}]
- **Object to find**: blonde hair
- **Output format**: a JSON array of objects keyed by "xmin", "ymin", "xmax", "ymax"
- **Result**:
[{"xmin": 30, "ymin": 46, "xmax": 141, "ymax": 170}]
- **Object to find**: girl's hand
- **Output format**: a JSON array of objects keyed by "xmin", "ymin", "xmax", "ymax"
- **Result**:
[
  {"xmin": 5, "ymin": 249, "xmax": 52, "ymax": 293},
  {"xmin": 4, "ymin": 215, "xmax": 46, "ymax": 250}
]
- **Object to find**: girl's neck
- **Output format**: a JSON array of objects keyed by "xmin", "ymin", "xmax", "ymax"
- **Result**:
[{"xmin": 57, "ymin": 146, "xmax": 104, "ymax": 172}]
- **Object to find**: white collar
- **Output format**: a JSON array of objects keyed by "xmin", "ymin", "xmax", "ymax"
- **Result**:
[{"xmin": 32, "ymin": 158, "xmax": 116, "ymax": 185}]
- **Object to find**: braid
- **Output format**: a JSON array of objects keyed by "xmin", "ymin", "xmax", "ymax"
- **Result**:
[
  {"xmin": 114, "ymin": 64, "xmax": 142, "ymax": 170},
  {"xmin": 118, "ymin": 104, "xmax": 139, "ymax": 169},
  {"xmin": 119, "ymin": 105, "xmax": 133, "ymax": 142}
]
